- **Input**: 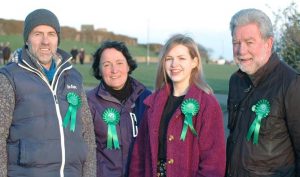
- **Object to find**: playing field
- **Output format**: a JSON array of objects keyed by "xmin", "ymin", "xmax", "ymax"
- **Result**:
[{"xmin": 75, "ymin": 62, "xmax": 237, "ymax": 94}]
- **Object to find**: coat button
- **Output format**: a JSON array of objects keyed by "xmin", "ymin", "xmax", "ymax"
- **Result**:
[
  {"xmin": 168, "ymin": 158, "xmax": 174, "ymax": 164},
  {"xmin": 168, "ymin": 135, "xmax": 174, "ymax": 141}
]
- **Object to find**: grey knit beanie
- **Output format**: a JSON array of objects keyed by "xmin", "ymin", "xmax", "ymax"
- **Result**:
[{"xmin": 23, "ymin": 9, "xmax": 60, "ymax": 44}]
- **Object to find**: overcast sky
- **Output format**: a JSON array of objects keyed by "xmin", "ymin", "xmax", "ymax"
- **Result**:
[{"xmin": 0, "ymin": 0, "xmax": 298, "ymax": 59}]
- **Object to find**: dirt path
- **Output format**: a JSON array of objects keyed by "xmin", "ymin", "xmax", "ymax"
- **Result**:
[{"xmin": 215, "ymin": 94, "xmax": 229, "ymax": 137}]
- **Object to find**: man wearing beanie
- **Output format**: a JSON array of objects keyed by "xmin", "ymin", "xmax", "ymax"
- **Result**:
[{"xmin": 0, "ymin": 9, "xmax": 96, "ymax": 177}]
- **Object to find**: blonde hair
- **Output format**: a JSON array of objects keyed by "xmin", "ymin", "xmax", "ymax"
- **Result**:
[{"xmin": 155, "ymin": 34, "xmax": 212, "ymax": 94}]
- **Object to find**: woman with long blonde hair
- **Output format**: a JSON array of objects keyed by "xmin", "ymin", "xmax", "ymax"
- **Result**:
[{"xmin": 129, "ymin": 34, "xmax": 226, "ymax": 177}]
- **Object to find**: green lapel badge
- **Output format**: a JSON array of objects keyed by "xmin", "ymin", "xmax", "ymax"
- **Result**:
[
  {"xmin": 247, "ymin": 99, "xmax": 271, "ymax": 144},
  {"xmin": 180, "ymin": 98, "xmax": 200, "ymax": 141},
  {"xmin": 102, "ymin": 108, "xmax": 121, "ymax": 149},
  {"xmin": 63, "ymin": 92, "xmax": 81, "ymax": 132}
]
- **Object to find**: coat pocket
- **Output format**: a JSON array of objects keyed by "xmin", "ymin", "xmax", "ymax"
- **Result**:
[{"xmin": 19, "ymin": 139, "xmax": 61, "ymax": 166}]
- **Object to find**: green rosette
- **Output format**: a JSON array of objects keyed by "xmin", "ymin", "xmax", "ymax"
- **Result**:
[
  {"xmin": 180, "ymin": 98, "xmax": 200, "ymax": 141},
  {"xmin": 102, "ymin": 108, "xmax": 120, "ymax": 149},
  {"xmin": 63, "ymin": 92, "xmax": 81, "ymax": 132},
  {"xmin": 246, "ymin": 99, "xmax": 270, "ymax": 144}
]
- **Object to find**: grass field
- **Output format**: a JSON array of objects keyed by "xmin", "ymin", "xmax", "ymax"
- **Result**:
[
  {"xmin": 74, "ymin": 62, "xmax": 237, "ymax": 94},
  {"xmin": 0, "ymin": 35, "xmax": 158, "ymax": 58},
  {"xmin": 203, "ymin": 63, "xmax": 237, "ymax": 93},
  {"xmin": 1, "ymin": 34, "xmax": 237, "ymax": 94}
]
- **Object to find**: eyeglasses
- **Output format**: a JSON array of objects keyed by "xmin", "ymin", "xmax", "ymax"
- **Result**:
[{"xmin": 130, "ymin": 112, "xmax": 138, "ymax": 137}]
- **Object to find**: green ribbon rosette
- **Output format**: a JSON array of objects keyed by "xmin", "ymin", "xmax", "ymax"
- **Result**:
[
  {"xmin": 246, "ymin": 99, "xmax": 270, "ymax": 144},
  {"xmin": 102, "ymin": 108, "xmax": 120, "ymax": 149},
  {"xmin": 180, "ymin": 98, "xmax": 200, "ymax": 141},
  {"xmin": 63, "ymin": 92, "xmax": 81, "ymax": 132}
]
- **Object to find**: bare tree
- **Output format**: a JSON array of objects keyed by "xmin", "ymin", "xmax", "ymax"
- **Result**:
[
  {"xmin": 198, "ymin": 44, "xmax": 210, "ymax": 64},
  {"xmin": 273, "ymin": 2, "xmax": 300, "ymax": 71}
]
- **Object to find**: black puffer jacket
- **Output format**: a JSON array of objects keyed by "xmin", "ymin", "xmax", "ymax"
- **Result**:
[{"xmin": 226, "ymin": 53, "xmax": 300, "ymax": 177}]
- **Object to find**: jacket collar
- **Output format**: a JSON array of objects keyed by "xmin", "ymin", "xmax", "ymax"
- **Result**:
[
  {"xmin": 96, "ymin": 77, "xmax": 146, "ymax": 105},
  {"xmin": 20, "ymin": 46, "xmax": 72, "ymax": 70},
  {"xmin": 145, "ymin": 83, "xmax": 204, "ymax": 107},
  {"xmin": 237, "ymin": 53, "xmax": 280, "ymax": 87}
]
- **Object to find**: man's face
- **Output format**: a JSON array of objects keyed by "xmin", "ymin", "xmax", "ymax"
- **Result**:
[
  {"xmin": 232, "ymin": 23, "xmax": 273, "ymax": 75},
  {"xmin": 27, "ymin": 25, "xmax": 58, "ymax": 69}
]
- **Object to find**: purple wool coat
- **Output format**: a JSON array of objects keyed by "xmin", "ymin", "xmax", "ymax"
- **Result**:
[{"xmin": 129, "ymin": 84, "xmax": 226, "ymax": 177}]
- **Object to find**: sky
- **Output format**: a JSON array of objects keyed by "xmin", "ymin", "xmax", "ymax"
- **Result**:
[{"xmin": 0, "ymin": 0, "xmax": 298, "ymax": 60}]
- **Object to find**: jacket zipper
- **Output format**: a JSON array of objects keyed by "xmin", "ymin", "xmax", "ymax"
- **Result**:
[{"xmin": 53, "ymin": 65, "xmax": 72, "ymax": 177}]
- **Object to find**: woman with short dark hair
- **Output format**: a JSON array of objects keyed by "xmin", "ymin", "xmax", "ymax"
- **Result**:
[{"xmin": 87, "ymin": 40, "xmax": 151, "ymax": 177}]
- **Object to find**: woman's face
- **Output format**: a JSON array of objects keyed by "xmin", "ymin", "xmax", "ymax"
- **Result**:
[
  {"xmin": 164, "ymin": 44, "xmax": 197, "ymax": 89},
  {"xmin": 100, "ymin": 48, "xmax": 130, "ymax": 90}
]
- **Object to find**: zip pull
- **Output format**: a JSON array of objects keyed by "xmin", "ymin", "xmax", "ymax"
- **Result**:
[{"xmin": 54, "ymin": 94, "xmax": 58, "ymax": 104}]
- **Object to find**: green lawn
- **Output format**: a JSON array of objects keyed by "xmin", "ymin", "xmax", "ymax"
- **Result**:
[
  {"xmin": 0, "ymin": 61, "xmax": 236, "ymax": 93},
  {"xmin": 74, "ymin": 62, "xmax": 237, "ymax": 94},
  {"xmin": 0, "ymin": 35, "xmax": 158, "ymax": 58},
  {"xmin": 0, "ymin": 34, "xmax": 237, "ymax": 93},
  {"xmin": 203, "ymin": 63, "xmax": 237, "ymax": 94}
]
